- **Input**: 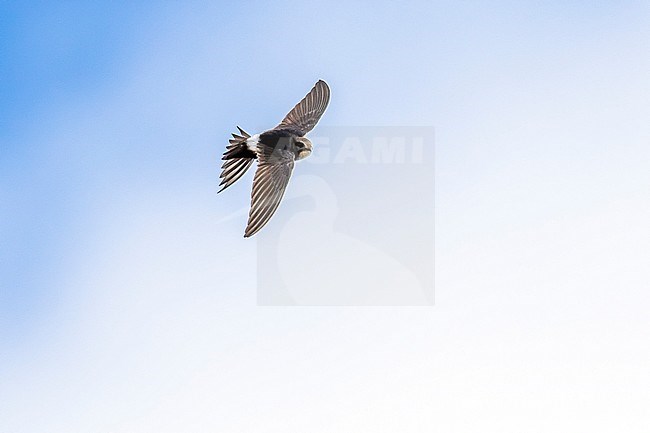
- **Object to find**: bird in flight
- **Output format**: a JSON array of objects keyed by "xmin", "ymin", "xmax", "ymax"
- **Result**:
[{"xmin": 218, "ymin": 80, "xmax": 331, "ymax": 237}]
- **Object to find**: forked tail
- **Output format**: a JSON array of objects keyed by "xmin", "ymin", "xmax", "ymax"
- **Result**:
[{"xmin": 218, "ymin": 126, "xmax": 256, "ymax": 193}]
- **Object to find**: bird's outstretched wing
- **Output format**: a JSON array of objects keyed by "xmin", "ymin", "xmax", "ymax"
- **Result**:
[
  {"xmin": 244, "ymin": 144, "xmax": 295, "ymax": 237},
  {"xmin": 276, "ymin": 80, "xmax": 330, "ymax": 136}
]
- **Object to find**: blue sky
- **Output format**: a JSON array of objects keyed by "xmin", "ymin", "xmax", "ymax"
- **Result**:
[{"xmin": 2, "ymin": 1, "xmax": 650, "ymax": 431}]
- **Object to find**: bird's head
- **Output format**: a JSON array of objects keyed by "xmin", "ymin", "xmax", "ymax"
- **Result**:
[{"xmin": 294, "ymin": 137, "xmax": 313, "ymax": 160}]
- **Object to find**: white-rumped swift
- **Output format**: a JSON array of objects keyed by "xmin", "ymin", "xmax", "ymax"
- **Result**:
[{"xmin": 218, "ymin": 80, "xmax": 330, "ymax": 237}]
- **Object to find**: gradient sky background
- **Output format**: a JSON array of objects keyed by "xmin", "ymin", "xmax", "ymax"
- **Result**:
[{"xmin": 2, "ymin": 1, "xmax": 650, "ymax": 432}]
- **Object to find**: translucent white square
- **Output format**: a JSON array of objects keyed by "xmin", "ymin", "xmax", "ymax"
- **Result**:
[{"xmin": 257, "ymin": 126, "xmax": 435, "ymax": 305}]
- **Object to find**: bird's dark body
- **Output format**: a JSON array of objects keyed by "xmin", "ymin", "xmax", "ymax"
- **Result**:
[
  {"xmin": 260, "ymin": 127, "xmax": 303, "ymax": 151},
  {"xmin": 224, "ymin": 127, "xmax": 303, "ymax": 160}
]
